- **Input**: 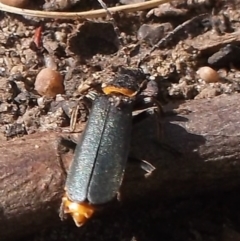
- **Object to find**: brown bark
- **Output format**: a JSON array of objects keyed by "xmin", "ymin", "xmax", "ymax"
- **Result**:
[
  {"xmin": 188, "ymin": 31, "xmax": 240, "ymax": 54},
  {"xmin": 0, "ymin": 132, "xmax": 73, "ymax": 240},
  {"xmin": 1, "ymin": 93, "xmax": 240, "ymax": 240}
]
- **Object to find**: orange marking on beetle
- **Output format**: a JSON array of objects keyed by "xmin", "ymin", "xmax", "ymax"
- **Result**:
[
  {"xmin": 103, "ymin": 86, "xmax": 137, "ymax": 97},
  {"xmin": 62, "ymin": 195, "xmax": 95, "ymax": 227}
]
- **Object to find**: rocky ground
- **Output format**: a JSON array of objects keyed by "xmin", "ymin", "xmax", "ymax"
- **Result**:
[{"xmin": 1, "ymin": 0, "xmax": 240, "ymax": 240}]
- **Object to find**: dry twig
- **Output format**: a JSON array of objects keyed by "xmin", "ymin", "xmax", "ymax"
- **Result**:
[{"xmin": 0, "ymin": 0, "xmax": 172, "ymax": 19}]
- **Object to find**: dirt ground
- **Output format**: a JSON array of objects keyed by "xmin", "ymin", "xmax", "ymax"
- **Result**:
[{"xmin": 1, "ymin": 0, "xmax": 240, "ymax": 240}]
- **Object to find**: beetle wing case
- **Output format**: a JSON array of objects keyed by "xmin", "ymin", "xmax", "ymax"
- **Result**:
[{"xmin": 65, "ymin": 95, "xmax": 133, "ymax": 205}]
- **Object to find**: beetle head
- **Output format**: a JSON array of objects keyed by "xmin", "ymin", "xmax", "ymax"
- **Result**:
[{"xmin": 102, "ymin": 66, "xmax": 149, "ymax": 97}]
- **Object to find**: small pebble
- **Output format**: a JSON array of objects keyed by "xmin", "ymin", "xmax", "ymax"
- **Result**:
[
  {"xmin": 197, "ymin": 66, "xmax": 220, "ymax": 83},
  {"xmin": 35, "ymin": 68, "xmax": 64, "ymax": 98},
  {"xmin": 55, "ymin": 31, "xmax": 67, "ymax": 43},
  {"xmin": 44, "ymin": 55, "xmax": 58, "ymax": 70},
  {"xmin": 0, "ymin": 0, "xmax": 29, "ymax": 7},
  {"xmin": 10, "ymin": 65, "xmax": 24, "ymax": 74},
  {"xmin": 77, "ymin": 82, "xmax": 91, "ymax": 94}
]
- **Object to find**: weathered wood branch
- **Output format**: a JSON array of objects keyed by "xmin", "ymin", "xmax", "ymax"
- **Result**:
[
  {"xmin": 187, "ymin": 30, "xmax": 240, "ymax": 55},
  {"xmin": 1, "ymin": 93, "xmax": 240, "ymax": 240},
  {"xmin": 0, "ymin": 132, "xmax": 73, "ymax": 240}
]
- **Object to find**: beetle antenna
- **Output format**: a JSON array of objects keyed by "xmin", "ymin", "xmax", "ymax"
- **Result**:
[
  {"xmin": 97, "ymin": 0, "xmax": 125, "ymax": 48},
  {"xmin": 137, "ymin": 13, "xmax": 209, "ymax": 67}
]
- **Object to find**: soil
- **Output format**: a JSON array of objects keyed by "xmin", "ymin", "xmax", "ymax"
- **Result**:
[{"xmin": 1, "ymin": 0, "xmax": 240, "ymax": 240}]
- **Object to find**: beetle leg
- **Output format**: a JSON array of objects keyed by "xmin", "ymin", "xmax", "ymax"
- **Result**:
[
  {"xmin": 134, "ymin": 109, "xmax": 181, "ymax": 157},
  {"xmin": 70, "ymin": 98, "xmax": 89, "ymax": 132},
  {"xmin": 56, "ymin": 135, "xmax": 79, "ymax": 176},
  {"xmin": 116, "ymin": 191, "xmax": 122, "ymax": 201},
  {"xmin": 133, "ymin": 76, "xmax": 162, "ymax": 123},
  {"xmin": 70, "ymin": 104, "xmax": 80, "ymax": 132},
  {"xmin": 135, "ymin": 96, "xmax": 182, "ymax": 156},
  {"xmin": 133, "ymin": 95, "xmax": 163, "ymax": 141},
  {"xmin": 70, "ymin": 91, "xmax": 99, "ymax": 131},
  {"xmin": 135, "ymin": 96, "xmax": 184, "ymax": 157},
  {"xmin": 59, "ymin": 198, "xmax": 67, "ymax": 221},
  {"xmin": 140, "ymin": 159, "xmax": 156, "ymax": 178},
  {"xmin": 129, "ymin": 157, "xmax": 156, "ymax": 177}
]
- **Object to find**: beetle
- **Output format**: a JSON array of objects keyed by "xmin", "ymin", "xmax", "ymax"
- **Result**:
[
  {"xmin": 59, "ymin": 0, "xmax": 199, "ymax": 226},
  {"xmin": 59, "ymin": 66, "xmax": 160, "ymax": 227},
  {"xmin": 59, "ymin": 0, "xmax": 168, "ymax": 227}
]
